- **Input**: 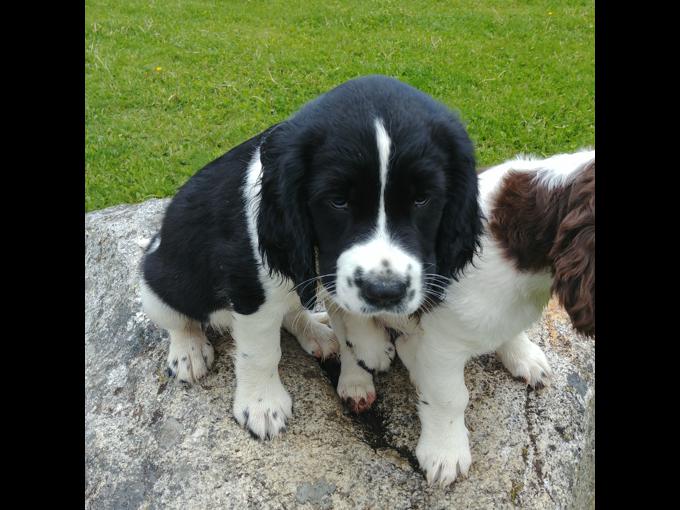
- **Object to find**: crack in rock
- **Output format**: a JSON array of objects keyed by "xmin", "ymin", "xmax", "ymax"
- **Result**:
[{"xmin": 524, "ymin": 387, "xmax": 555, "ymax": 504}]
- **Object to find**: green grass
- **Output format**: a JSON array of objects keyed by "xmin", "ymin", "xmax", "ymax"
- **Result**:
[{"xmin": 85, "ymin": 0, "xmax": 594, "ymax": 212}]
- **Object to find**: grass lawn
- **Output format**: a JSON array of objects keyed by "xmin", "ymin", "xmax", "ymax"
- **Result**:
[{"xmin": 85, "ymin": 0, "xmax": 594, "ymax": 212}]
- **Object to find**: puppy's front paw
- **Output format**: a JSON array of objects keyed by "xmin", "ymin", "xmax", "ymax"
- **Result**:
[
  {"xmin": 233, "ymin": 383, "xmax": 292, "ymax": 440},
  {"xmin": 497, "ymin": 337, "xmax": 552, "ymax": 389},
  {"xmin": 416, "ymin": 429, "xmax": 472, "ymax": 487},
  {"xmin": 351, "ymin": 329, "xmax": 394, "ymax": 373},
  {"xmin": 166, "ymin": 339, "xmax": 215, "ymax": 384},
  {"xmin": 337, "ymin": 365, "xmax": 376, "ymax": 413}
]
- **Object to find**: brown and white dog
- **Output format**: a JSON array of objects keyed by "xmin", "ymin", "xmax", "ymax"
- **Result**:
[{"xmin": 332, "ymin": 149, "xmax": 595, "ymax": 486}]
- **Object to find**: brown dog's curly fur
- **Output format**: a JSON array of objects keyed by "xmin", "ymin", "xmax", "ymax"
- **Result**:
[{"xmin": 489, "ymin": 161, "xmax": 595, "ymax": 337}]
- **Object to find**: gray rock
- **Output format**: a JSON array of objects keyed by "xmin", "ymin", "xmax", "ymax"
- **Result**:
[{"xmin": 85, "ymin": 199, "xmax": 595, "ymax": 509}]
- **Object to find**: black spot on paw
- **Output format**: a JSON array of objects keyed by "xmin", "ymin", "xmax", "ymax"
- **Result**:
[
  {"xmin": 181, "ymin": 356, "xmax": 187, "ymax": 361},
  {"xmin": 172, "ymin": 359, "xmax": 178, "ymax": 367},
  {"xmin": 258, "ymin": 398, "xmax": 263, "ymax": 402},
  {"xmin": 272, "ymin": 411, "xmax": 278, "ymax": 419},
  {"xmin": 166, "ymin": 367, "xmax": 176, "ymax": 378},
  {"xmin": 243, "ymin": 409, "xmax": 249, "ymax": 425},
  {"xmin": 347, "ymin": 278, "xmax": 353, "ymax": 288},
  {"xmin": 346, "ymin": 339, "xmax": 354, "ymax": 348},
  {"xmin": 247, "ymin": 428, "xmax": 261, "ymax": 440},
  {"xmin": 420, "ymin": 400, "xmax": 430, "ymax": 405}
]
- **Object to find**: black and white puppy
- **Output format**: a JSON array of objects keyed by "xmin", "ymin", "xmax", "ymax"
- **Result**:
[{"xmin": 140, "ymin": 75, "xmax": 482, "ymax": 440}]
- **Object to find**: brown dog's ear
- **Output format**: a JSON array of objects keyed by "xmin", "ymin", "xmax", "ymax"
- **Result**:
[{"xmin": 550, "ymin": 162, "xmax": 595, "ymax": 337}]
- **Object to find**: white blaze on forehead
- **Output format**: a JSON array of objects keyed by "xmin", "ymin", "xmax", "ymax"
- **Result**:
[
  {"xmin": 374, "ymin": 118, "xmax": 391, "ymax": 237},
  {"xmin": 331, "ymin": 117, "xmax": 424, "ymax": 315}
]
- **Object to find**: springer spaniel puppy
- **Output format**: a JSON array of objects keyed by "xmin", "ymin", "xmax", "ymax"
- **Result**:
[
  {"xmin": 140, "ymin": 75, "xmax": 483, "ymax": 440},
  {"xmin": 337, "ymin": 149, "xmax": 595, "ymax": 485}
]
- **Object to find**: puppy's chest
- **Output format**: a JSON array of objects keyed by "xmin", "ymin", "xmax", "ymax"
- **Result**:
[{"xmin": 459, "ymin": 274, "xmax": 550, "ymax": 343}]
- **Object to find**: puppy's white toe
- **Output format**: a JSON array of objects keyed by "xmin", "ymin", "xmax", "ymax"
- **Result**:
[
  {"xmin": 233, "ymin": 382, "xmax": 292, "ymax": 440},
  {"xmin": 167, "ymin": 338, "xmax": 214, "ymax": 384}
]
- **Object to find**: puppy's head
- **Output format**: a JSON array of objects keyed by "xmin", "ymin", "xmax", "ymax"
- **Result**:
[{"xmin": 259, "ymin": 76, "xmax": 482, "ymax": 314}]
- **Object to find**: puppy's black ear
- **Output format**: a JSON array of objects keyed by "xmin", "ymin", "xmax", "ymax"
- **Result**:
[
  {"xmin": 258, "ymin": 122, "xmax": 322, "ymax": 309},
  {"xmin": 430, "ymin": 117, "xmax": 483, "ymax": 281}
]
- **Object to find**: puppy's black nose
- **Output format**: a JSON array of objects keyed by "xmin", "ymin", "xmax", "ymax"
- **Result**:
[{"xmin": 361, "ymin": 278, "xmax": 407, "ymax": 307}]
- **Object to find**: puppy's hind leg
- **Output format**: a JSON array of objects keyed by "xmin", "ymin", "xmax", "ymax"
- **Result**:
[
  {"xmin": 496, "ymin": 331, "xmax": 552, "ymax": 389},
  {"xmin": 282, "ymin": 307, "xmax": 338, "ymax": 360},
  {"xmin": 141, "ymin": 280, "xmax": 214, "ymax": 384},
  {"xmin": 166, "ymin": 322, "xmax": 215, "ymax": 383}
]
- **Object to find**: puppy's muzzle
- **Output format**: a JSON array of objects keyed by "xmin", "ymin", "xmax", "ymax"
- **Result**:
[{"xmin": 359, "ymin": 274, "xmax": 408, "ymax": 308}]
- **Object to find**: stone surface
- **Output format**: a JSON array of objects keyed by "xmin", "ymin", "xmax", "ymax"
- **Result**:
[{"xmin": 85, "ymin": 199, "xmax": 595, "ymax": 509}]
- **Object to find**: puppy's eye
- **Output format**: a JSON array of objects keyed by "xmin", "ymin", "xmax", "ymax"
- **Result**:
[
  {"xmin": 329, "ymin": 198, "xmax": 349, "ymax": 210},
  {"xmin": 413, "ymin": 196, "xmax": 430, "ymax": 208}
]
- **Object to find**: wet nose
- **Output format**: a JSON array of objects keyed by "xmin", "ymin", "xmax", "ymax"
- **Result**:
[{"xmin": 361, "ymin": 277, "xmax": 407, "ymax": 307}]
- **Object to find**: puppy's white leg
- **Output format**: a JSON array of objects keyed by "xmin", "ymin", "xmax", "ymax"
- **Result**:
[
  {"xmin": 231, "ymin": 302, "xmax": 292, "ymax": 440},
  {"xmin": 344, "ymin": 314, "xmax": 394, "ymax": 373},
  {"xmin": 327, "ymin": 306, "xmax": 376, "ymax": 413},
  {"xmin": 407, "ymin": 329, "xmax": 472, "ymax": 487},
  {"xmin": 282, "ymin": 307, "xmax": 338, "ymax": 360},
  {"xmin": 394, "ymin": 331, "xmax": 422, "ymax": 392},
  {"xmin": 395, "ymin": 332, "xmax": 417, "ymax": 374},
  {"xmin": 496, "ymin": 331, "xmax": 552, "ymax": 389},
  {"xmin": 141, "ymin": 280, "xmax": 214, "ymax": 383}
]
